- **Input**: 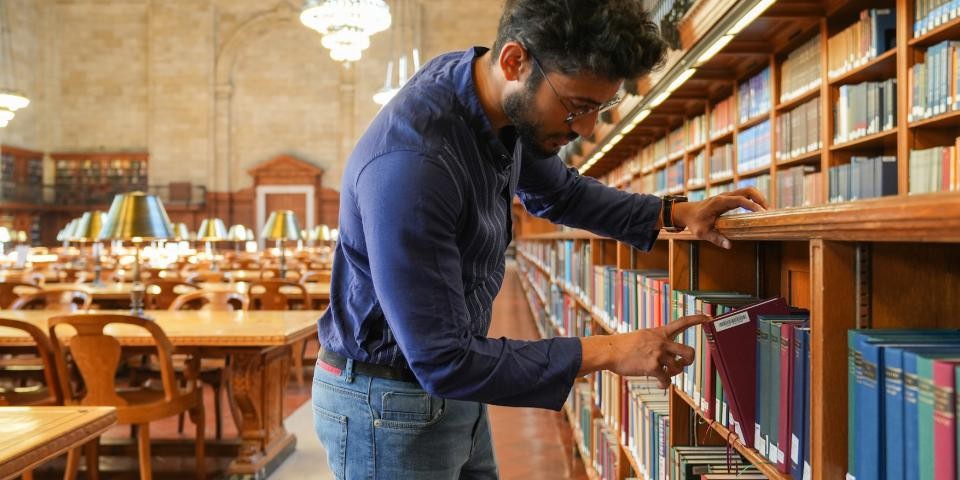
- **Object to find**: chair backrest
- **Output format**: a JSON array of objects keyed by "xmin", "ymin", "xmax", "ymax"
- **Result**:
[
  {"xmin": 145, "ymin": 280, "xmax": 200, "ymax": 310},
  {"xmin": 48, "ymin": 314, "xmax": 181, "ymax": 405},
  {"xmin": 0, "ymin": 317, "xmax": 62, "ymax": 406},
  {"xmin": 300, "ymin": 270, "xmax": 331, "ymax": 284},
  {"xmin": 169, "ymin": 290, "xmax": 249, "ymax": 311},
  {"xmin": 57, "ymin": 267, "xmax": 89, "ymax": 284},
  {"xmin": 0, "ymin": 281, "xmax": 42, "ymax": 308},
  {"xmin": 248, "ymin": 279, "xmax": 310, "ymax": 310},
  {"xmin": 11, "ymin": 289, "xmax": 92, "ymax": 312}
]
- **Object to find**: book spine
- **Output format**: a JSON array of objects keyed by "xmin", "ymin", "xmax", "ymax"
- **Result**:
[
  {"xmin": 778, "ymin": 323, "xmax": 795, "ymax": 472},
  {"xmin": 933, "ymin": 360, "xmax": 955, "ymax": 480},
  {"xmin": 886, "ymin": 348, "xmax": 907, "ymax": 480},
  {"xmin": 854, "ymin": 340, "xmax": 882, "ymax": 480},
  {"xmin": 905, "ymin": 352, "xmax": 922, "ymax": 480},
  {"xmin": 919, "ymin": 358, "xmax": 936, "ymax": 480}
]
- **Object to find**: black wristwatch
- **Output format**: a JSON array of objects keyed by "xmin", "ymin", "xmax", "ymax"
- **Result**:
[{"xmin": 661, "ymin": 194, "xmax": 688, "ymax": 232}]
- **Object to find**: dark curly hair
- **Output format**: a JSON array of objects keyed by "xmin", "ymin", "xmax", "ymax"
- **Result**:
[{"xmin": 492, "ymin": 0, "xmax": 668, "ymax": 81}]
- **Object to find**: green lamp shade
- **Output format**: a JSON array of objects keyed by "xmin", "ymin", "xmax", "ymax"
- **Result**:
[
  {"xmin": 56, "ymin": 219, "xmax": 79, "ymax": 242},
  {"xmin": 260, "ymin": 210, "xmax": 302, "ymax": 241},
  {"xmin": 72, "ymin": 211, "xmax": 107, "ymax": 242},
  {"xmin": 98, "ymin": 191, "xmax": 175, "ymax": 241},
  {"xmin": 196, "ymin": 218, "xmax": 228, "ymax": 242}
]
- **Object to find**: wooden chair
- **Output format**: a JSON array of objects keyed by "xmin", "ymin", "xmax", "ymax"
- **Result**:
[
  {"xmin": 10, "ymin": 289, "xmax": 92, "ymax": 312},
  {"xmin": 299, "ymin": 270, "xmax": 331, "ymax": 284},
  {"xmin": 168, "ymin": 291, "xmax": 249, "ymax": 311},
  {"xmin": 0, "ymin": 318, "xmax": 63, "ymax": 407},
  {"xmin": 248, "ymin": 280, "xmax": 312, "ymax": 387},
  {"xmin": 144, "ymin": 280, "xmax": 200, "ymax": 310},
  {"xmin": 49, "ymin": 314, "xmax": 206, "ymax": 480},
  {"xmin": 0, "ymin": 281, "xmax": 41, "ymax": 308}
]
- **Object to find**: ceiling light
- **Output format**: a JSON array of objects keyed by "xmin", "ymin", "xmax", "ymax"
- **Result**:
[
  {"xmin": 697, "ymin": 35, "xmax": 734, "ymax": 65},
  {"xmin": 666, "ymin": 68, "xmax": 697, "ymax": 92},
  {"xmin": 727, "ymin": 0, "xmax": 775, "ymax": 35},
  {"xmin": 649, "ymin": 91, "xmax": 670, "ymax": 108}
]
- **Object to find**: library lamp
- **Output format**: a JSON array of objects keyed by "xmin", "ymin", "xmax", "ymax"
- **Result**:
[
  {"xmin": 260, "ymin": 210, "xmax": 301, "ymax": 279},
  {"xmin": 72, "ymin": 210, "xmax": 108, "ymax": 286},
  {"xmin": 99, "ymin": 191, "xmax": 175, "ymax": 317},
  {"xmin": 0, "ymin": 227, "xmax": 9, "ymax": 256},
  {"xmin": 197, "ymin": 218, "xmax": 227, "ymax": 271},
  {"xmin": 227, "ymin": 224, "xmax": 250, "ymax": 253}
]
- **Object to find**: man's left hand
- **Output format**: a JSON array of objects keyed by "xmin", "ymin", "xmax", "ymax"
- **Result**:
[{"xmin": 671, "ymin": 187, "xmax": 768, "ymax": 249}]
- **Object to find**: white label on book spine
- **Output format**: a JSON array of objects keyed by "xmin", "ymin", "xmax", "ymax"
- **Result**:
[
  {"xmin": 714, "ymin": 311, "xmax": 750, "ymax": 332},
  {"xmin": 792, "ymin": 434, "xmax": 800, "ymax": 462},
  {"xmin": 844, "ymin": 473, "xmax": 854, "ymax": 480},
  {"xmin": 754, "ymin": 424, "xmax": 762, "ymax": 450}
]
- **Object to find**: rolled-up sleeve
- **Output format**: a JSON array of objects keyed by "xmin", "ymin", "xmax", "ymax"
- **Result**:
[
  {"xmin": 357, "ymin": 151, "xmax": 582, "ymax": 410},
  {"xmin": 517, "ymin": 154, "xmax": 662, "ymax": 251}
]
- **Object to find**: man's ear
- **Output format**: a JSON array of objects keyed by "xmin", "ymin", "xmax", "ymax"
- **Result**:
[{"xmin": 498, "ymin": 41, "xmax": 529, "ymax": 82}]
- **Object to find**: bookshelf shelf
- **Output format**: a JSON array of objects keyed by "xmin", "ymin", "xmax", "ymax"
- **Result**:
[
  {"xmin": 668, "ymin": 151, "xmax": 685, "ymax": 163},
  {"xmin": 908, "ymin": 108, "xmax": 960, "ymax": 129},
  {"xmin": 908, "ymin": 15, "xmax": 960, "ymax": 47},
  {"xmin": 737, "ymin": 165, "xmax": 772, "ymax": 179},
  {"xmin": 776, "ymin": 87, "xmax": 820, "ymax": 113},
  {"xmin": 828, "ymin": 128, "xmax": 897, "ymax": 152},
  {"xmin": 673, "ymin": 388, "xmax": 790, "ymax": 480},
  {"xmin": 737, "ymin": 114, "xmax": 770, "ymax": 131},
  {"xmin": 687, "ymin": 181, "xmax": 707, "ymax": 190},
  {"xmin": 709, "ymin": 174, "xmax": 735, "ymax": 184},
  {"xmin": 827, "ymin": 48, "xmax": 897, "ymax": 86},
  {"xmin": 686, "ymin": 143, "xmax": 707, "ymax": 155},
  {"xmin": 777, "ymin": 149, "xmax": 823, "ymax": 167},
  {"xmin": 710, "ymin": 130, "xmax": 735, "ymax": 145},
  {"xmin": 618, "ymin": 437, "xmax": 642, "ymax": 479}
]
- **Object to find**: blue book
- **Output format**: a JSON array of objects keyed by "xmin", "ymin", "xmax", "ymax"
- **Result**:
[
  {"xmin": 872, "ymin": 8, "xmax": 896, "ymax": 56},
  {"xmin": 790, "ymin": 328, "xmax": 809, "ymax": 478}
]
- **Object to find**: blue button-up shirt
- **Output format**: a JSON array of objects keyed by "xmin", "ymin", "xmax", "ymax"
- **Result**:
[{"xmin": 319, "ymin": 47, "xmax": 662, "ymax": 410}]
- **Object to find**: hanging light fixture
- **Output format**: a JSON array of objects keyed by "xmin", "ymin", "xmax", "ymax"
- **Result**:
[
  {"xmin": 300, "ymin": 0, "xmax": 392, "ymax": 63},
  {"xmin": 0, "ymin": 1, "xmax": 29, "ymax": 127},
  {"xmin": 373, "ymin": 0, "xmax": 421, "ymax": 105}
]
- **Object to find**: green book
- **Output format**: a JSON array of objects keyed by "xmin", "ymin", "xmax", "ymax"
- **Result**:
[{"xmin": 918, "ymin": 355, "xmax": 960, "ymax": 480}]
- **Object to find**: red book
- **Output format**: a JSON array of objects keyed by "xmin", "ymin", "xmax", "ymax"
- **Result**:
[
  {"xmin": 702, "ymin": 297, "xmax": 790, "ymax": 447},
  {"xmin": 777, "ymin": 323, "xmax": 795, "ymax": 473},
  {"xmin": 703, "ymin": 328, "xmax": 715, "ymax": 420},
  {"xmin": 933, "ymin": 360, "xmax": 958, "ymax": 480}
]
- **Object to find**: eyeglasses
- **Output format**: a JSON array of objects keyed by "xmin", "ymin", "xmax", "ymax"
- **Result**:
[{"xmin": 528, "ymin": 53, "xmax": 623, "ymax": 125}]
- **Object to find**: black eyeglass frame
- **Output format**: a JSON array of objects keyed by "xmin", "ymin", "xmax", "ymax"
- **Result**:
[{"xmin": 525, "ymin": 49, "xmax": 623, "ymax": 125}]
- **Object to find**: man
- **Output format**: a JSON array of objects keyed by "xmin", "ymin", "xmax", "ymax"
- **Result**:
[{"xmin": 313, "ymin": 0, "xmax": 768, "ymax": 478}]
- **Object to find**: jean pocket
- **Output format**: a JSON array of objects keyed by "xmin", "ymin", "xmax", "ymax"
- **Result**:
[
  {"xmin": 312, "ymin": 404, "xmax": 347, "ymax": 480},
  {"xmin": 378, "ymin": 391, "xmax": 446, "ymax": 430}
]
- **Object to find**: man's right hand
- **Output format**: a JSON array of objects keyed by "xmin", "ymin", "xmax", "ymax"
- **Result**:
[{"xmin": 578, "ymin": 314, "xmax": 712, "ymax": 388}]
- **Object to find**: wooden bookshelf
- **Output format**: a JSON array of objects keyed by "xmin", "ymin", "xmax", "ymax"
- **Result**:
[
  {"xmin": 51, "ymin": 152, "xmax": 148, "ymax": 205},
  {"xmin": 520, "ymin": 2, "xmax": 960, "ymax": 477}
]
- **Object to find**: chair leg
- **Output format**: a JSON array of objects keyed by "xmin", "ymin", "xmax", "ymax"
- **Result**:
[
  {"xmin": 291, "ymin": 338, "xmax": 305, "ymax": 388},
  {"xmin": 189, "ymin": 405, "xmax": 206, "ymax": 480},
  {"xmin": 84, "ymin": 439, "xmax": 100, "ymax": 480},
  {"xmin": 63, "ymin": 447, "xmax": 80, "ymax": 480},
  {"xmin": 136, "ymin": 423, "xmax": 152, "ymax": 480},
  {"xmin": 177, "ymin": 377, "xmax": 187, "ymax": 434},
  {"xmin": 213, "ymin": 382, "xmax": 223, "ymax": 440},
  {"xmin": 21, "ymin": 469, "xmax": 33, "ymax": 480}
]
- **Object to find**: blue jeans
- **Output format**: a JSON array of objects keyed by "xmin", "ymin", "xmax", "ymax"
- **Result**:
[{"xmin": 312, "ymin": 358, "xmax": 499, "ymax": 479}]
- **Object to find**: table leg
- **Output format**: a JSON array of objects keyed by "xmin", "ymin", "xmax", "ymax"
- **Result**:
[{"xmin": 224, "ymin": 346, "xmax": 297, "ymax": 480}]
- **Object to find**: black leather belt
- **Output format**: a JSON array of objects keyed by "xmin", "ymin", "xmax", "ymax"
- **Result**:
[{"xmin": 318, "ymin": 348, "xmax": 419, "ymax": 384}]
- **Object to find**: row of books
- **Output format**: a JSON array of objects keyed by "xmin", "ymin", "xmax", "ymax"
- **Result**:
[
  {"xmin": 688, "ymin": 114, "xmax": 707, "ymax": 148},
  {"xmin": 738, "ymin": 67, "xmax": 772, "ymax": 124},
  {"xmin": 688, "ymin": 189, "xmax": 707, "ymax": 202},
  {"xmin": 710, "ymin": 144, "xmax": 735, "ymax": 180},
  {"xmin": 688, "ymin": 151, "xmax": 706, "ymax": 187},
  {"xmin": 667, "ymin": 161, "xmax": 684, "ymax": 194},
  {"xmin": 833, "ymin": 78, "xmax": 898, "ymax": 145},
  {"xmin": 828, "ymin": 155, "xmax": 898, "ymax": 203},
  {"xmin": 776, "ymin": 98, "xmax": 821, "ymax": 162},
  {"xmin": 827, "ymin": 8, "xmax": 896, "ymax": 80},
  {"xmin": 549, "ymin": 285, "xmax": 593, "ymax": 338},
  {"xmin": 777, "ymin": 166, "xmax": 822, "ymax": 209},
  {"xmin": 913, "ymin": 0, "xmax": 960, "ymax": 37},
  {"xmin": 591, "ymin": 267, "xmax": 670, "ymax": 334},
  {"xmin": 909, "ymin": 142, "xmax": 960, "ymax": 194},
  {"xmin": 709, "ymin": 181, "xmax": 734, "ymax": 197},
  {"xmin": 736, "ymin": 120, "xmax": 772, "ymax": 173},
  {"xmin": 668, "ymin": 125, "xmax": 686, "ymax": 159},
  {"xmin": 847, "ymin": 330, "xmax": 960, "ymax": 480},
  {"xmin": 909, "ymin": 40, "xmax": 960, "ymax": 122},
  {"xmin": 737, "ymin": 174, "xmax": 771, "ymax": 208},
  {"xmin": 780, "ymin": 34, "xmax": 822, "ymax": 103},
  {"xmin": 653, "ymin": 169, "xmax": 668, "ymax": 197},
  {"xmin": 569, "ymin": 381, "xmax": 622, "ymax": 480},
  {"xmin": 710, "ymin": 95, "xmax": 736, "ymax": 139}
]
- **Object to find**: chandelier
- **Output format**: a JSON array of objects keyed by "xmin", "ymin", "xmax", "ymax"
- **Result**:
[
  {"xmin": 300, "ymin": 0, "xmax": 392, "ymax": 62},
  {"xmin": 0, "ymin": 1, "xmax": 29, "ymax": 128},
  {"xmin": 373, "ymin": 0, "xmax": 420, "ymax": 106}
]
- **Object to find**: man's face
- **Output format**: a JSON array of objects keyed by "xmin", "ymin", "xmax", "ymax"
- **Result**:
[{"xmin": 503, "ymin": 64, "xmax": 621, "ymax": 158}]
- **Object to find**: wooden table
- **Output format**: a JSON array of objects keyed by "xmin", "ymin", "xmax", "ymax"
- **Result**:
[
  {"xmin": 0, "ymin": 310, "xmax": 323, "ymax": 479},
  {"xmin": 45, "ymin": 281, "xmax": 330, "ymax": 309},
  {"xmin": 0, "ymin": 406, "xmax": 117, "ymax": 480}
]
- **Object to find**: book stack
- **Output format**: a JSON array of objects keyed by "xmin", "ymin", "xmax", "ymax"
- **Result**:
[
  {"xmin": 909, "ymin": 142, "xmax": 960, "ymax": 194},
  {"xmin": 667, "ymin": 161, "xmax": 684, "ymax": 194},
  {"xmin": 668, "ymin": 447, "xmax": 757, "ymax": 479},
  {"xmin": 827, "ymin": 8, "xmax": 897, "ymax": 79},
  {"xmin": 688, "ymin": 150, "xmax": 706, "ymax": 187},
  {"xmin": 828, "ymin": 156, "xmax": 898, "ymax": 203},
  {"xmin": 847, "ymin": 330, "xmax": 960, "ymax": 480},
  {"xmin": 739, "ymin": 67, "xmax": 772, "ymax": 124},
  {"xmin": 547, "ymin": 285, "xmax": 591, "ymax": 338},
  {"xmin": 593, "ymin": 419, "xmax": 620, "ymax": 480},
  {"xmin": 710, "ymin": 144, "xmax": 735, "ymax": 180},
  {"xmin": 622, "ymin": 378, "xmax": 670, "ymax": 480},
  {"xmin": 737, "ymin": 120, "xmax": 772, "ymax": 173},
  {"xmin": 913, "ymin": 0, "xmax": 960, "ymax": 37},
  {"xmin": 776, "ymin": 98, "xmax": 821, "ymax": 161},
  {"xmin": 780, "ymin": 34, "xmax": 822, "ymax": 103},
  {"xmin": 668, "ymin": 125, "xmax": 685, "ymax": 159},
  {"xmin": 653, "ymin": 138, "xmax": 669, "ymax": 167},
  {"xmin": 777, "ymin": 165, "xmax": 821, "ymax": 208},
  {"xmin": 591, "ymin": 267, "xmax": 669, "ymax": 334},
  {"xmin": 710, "ymin": 95, "xmax": 736, "ymax": 139},
  {"xmin": 833, "ymin": 79, "xmax": 898, "ymax": 144},
  {"xmin": 688, "ymin": 113, "xmax": 707, "ymax": 147},
  {"xmin": 909, "ymin": 40, "xmax": 960, "ymax": 122}
]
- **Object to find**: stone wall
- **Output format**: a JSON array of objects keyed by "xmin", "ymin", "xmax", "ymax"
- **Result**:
[{"xmin": 2, "ymin": 0, "xmax": 503, "ymax": 192}]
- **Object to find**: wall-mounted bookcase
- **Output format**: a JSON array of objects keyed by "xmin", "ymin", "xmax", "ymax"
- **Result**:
[
  {"xmin": 51, "ymin": 152, "xmax": 148, "ymax": 204},
  {"xmin": 515, "ymin": 1, "xmax": 960, "ymax": 477}
]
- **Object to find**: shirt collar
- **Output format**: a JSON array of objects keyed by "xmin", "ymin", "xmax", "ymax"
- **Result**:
[{"xmin": 453, "ymin": 47, "xmax": 513, "ymax": 169}]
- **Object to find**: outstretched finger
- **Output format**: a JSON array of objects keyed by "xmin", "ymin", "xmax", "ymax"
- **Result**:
[
  {"xmin": 664, "ymin": 342, "xmax": 696, "ymax": 365},
  {"xmin": 719, "ymin": 194, "xmax": 765, "ymax": 214},
  {"xmin": 664, "ymin": 314, "xmax": 712, "ymax": 339},
  {"xmin": 724, "ymin": 187, "xmax": 769, "ymax": 210}
]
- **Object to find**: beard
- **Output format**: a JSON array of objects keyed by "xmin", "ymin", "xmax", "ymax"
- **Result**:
[{"xmin": 503, "ymin": 82, "xmax": 579, "ymax": 159}]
